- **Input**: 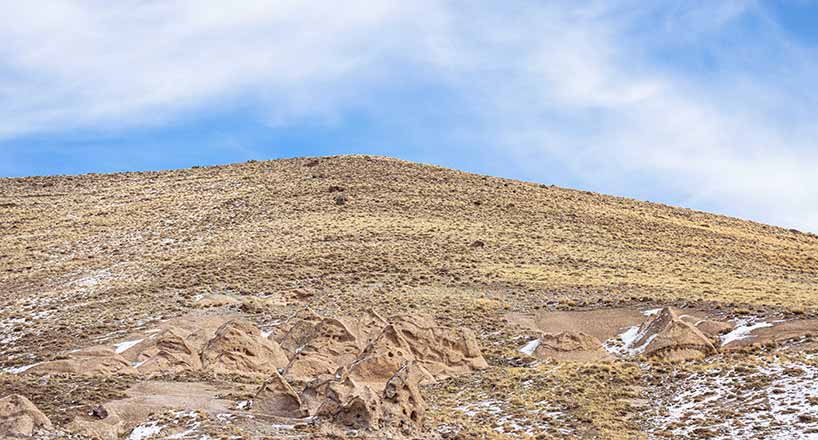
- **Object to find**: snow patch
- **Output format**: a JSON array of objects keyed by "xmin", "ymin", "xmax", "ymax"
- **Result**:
[
  {"xmin": 604, "ymin": 325, "xmax": 655, "ymax": 357},
  {"xmin": 720, "ymin": 322, "xmax": 772, "ymax": 346},
  {"xmin": 114, "ymin": 339, "xmax": 144, "ymax": 354},
  {"xmin": 3, "ymin": 362, "xmax": 41, "ymax": 374},
  {"xmin": 127, "ymin": 421, "xmax": 163, "ymax": 440},
  {"xmin": 519, "ymin": 339, "xmax": 541, "ymax": 356}
]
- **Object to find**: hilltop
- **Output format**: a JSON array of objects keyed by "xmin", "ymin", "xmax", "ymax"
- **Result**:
[{"xmin": 2, "ymin": 155, "xmax": 817, "ymax": 439}]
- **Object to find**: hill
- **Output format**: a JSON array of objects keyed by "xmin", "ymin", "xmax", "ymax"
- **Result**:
[{"xmin": 2, "ymin": 155, "xmax": 817, "ymax": 439}]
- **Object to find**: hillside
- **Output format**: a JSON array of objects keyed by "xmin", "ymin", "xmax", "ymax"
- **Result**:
[{"xmin": 2, "ymin": 155, "xmax": 818, "ymax": 439}]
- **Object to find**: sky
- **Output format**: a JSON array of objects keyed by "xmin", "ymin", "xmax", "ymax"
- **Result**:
[{"xmin": 1, "ymin": 1, "xmax": 817, "ymax": 232}]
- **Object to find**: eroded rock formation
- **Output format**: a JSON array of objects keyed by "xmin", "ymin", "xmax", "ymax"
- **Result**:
[
  {"xmin": 19, "ymin": 309, "xmax": 487, "ymax": 436},
  {"xmin": 533, "ymin": 331, "xmax": 613, "ymax": 362},
  {"xmin": 632, "ymin": 307, "xmax": 717, "ymax": 361}
]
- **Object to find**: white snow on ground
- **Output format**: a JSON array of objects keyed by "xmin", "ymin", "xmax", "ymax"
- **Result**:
[
  {"xmin": 720, "ymin": 322, "xmax": 773, "ymax": 346},
  {"xmin": 642, "ymin": 308, "xmax": 663, "ymax": 316},
  {"xmin": 114, "ymin": 339, "xmax": 144, "ymax": 354},
  {"xmin": 127, "ymin": 421, "xmax": 163, "ymax": 440},
  {"xmin": 0, "ymin": 317, "xmax": 26, "ymax": 344},
  {"xmin": 519, "ymin": 339, "xmax": 541, "ymax": 356},
  {"xmin": 604, "ymin": 325, "xmax": 654, "ymax": 357},
  {"xmin": 648, "ymin": 358, "xmax": 818, "ymax": 439},
  {"xmin": 3, "ymin": 362, "xmax": 41, "ymax": 374}
]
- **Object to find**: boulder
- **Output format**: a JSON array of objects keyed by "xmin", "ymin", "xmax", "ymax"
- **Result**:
[{"xmin": 0, "ymin": 395, "xmax": 53, "ymax": 438}]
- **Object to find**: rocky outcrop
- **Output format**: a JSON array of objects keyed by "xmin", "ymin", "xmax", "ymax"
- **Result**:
[
  {"xmin": 201, "ymin": 320, "xmax": 289, "ymax": 376},
  {"xmin": 381, "ymin": 362, "xmax": 426, "ymax": 428},
  {"xmin": 285, "ymin": 317, "xmax": 365, "ymax": 382},
  {"xmin": 27, "ymin": 348, "xmax": 137, "ymax": 376},
  {"xmin": 66, "ymin": 413, "xmax": 123, "ymax": 440},
  {"xmin": 348, "ymin": 314, "xmax": 487, "ymax": 384},
  {"xmin": 298, "ymin": 363, "xmax": 425, "ymax": 431},
  {"xmin": 254, "ymin": 370, "xmax": 307, "ymax": 418},
  {"xmin": 0, "ymin": 395, "xmax": 53, "ymax": 438},
  {"xmin": 533, "ymin": 331, "xmax": 613, "ymax": 362},
  {"xmin": 632, "ymin": 307, "xmax": 717, "ymax": 361},
  {"xmin": 134, "ymin": 327, "xmax": 202, "ymax": 374},
  {"xmin": 17, "ymin": 310, "xmax": 486, "ymax": 435}
]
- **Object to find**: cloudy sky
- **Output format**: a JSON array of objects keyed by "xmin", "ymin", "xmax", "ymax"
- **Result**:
[{"xmin": 1, "ymin": 1, "xmax": 817, "ymax": 231}]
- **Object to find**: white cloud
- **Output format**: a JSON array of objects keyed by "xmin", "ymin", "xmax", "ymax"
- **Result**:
[{"xmin": 0, "ymin": 0, "xmax": 816, "ymax": 231}]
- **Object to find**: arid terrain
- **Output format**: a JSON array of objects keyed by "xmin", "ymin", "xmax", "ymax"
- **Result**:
[{"xmin": 1, "ymin": 155, "xmax": 818, "ymax": 439}]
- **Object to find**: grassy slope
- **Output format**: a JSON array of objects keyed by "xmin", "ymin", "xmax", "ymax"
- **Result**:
[{"xmin": 2, "ymin": 155, "xmax": 817, "ymax": 356}]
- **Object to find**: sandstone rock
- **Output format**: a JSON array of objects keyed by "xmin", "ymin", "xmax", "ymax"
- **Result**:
[
  {"xmin": 385, "ymin": 314, "xmax": 488, "ymax": 378},
  {"xmin": 0, "ymin": 395, "xmax": 53, "ymax": 438},
  {"xmin": 285, "ymin": 317, "xmax": 363, "ymax": 382},
  {"xmin": 201, "ymin": 320, "xmax": 289, "ymax": 376},
  {"xmin": 254, "ymin": 370, "xmax": 307, "ymax": 418},
  {"xmin": 695, "ymin": 319, "xmax": 734, "ymax": 342},
  {"xmin": 633, "ymin": 307, "xmax": 716, "ymax": 361},
  {"xmin": 381, "ymin": 362, "xmax": 425, "ymax": 428},
  {"xmin": 134, "ymin": 327, "xmax": 202, "ymax": 375},
  {"xmin": 533, "ymin": 331, "xmax": 613, "ymax": 362},
  {"xmin": 275, "ymin": 308, "xmax": 324, "ymax": 355},
  {"xmin": 239, "ymin": 295, "xmax": 285, "ymax": 313},
  {"xmin": 347, "ymin": 313, "xmax": 489, "ymax": 385},
  {"xmin": 300, "ymin": 370, "xmax": 382, "ymax": 430},
  {"xmin": 348, "ymin": 324, "xmax": 423, "ymax": 384}
]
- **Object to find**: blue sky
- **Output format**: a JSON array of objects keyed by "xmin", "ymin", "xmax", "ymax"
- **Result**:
[{"xmin": 1, "ymin": 1, "xmax": 817, "ymax": 231}]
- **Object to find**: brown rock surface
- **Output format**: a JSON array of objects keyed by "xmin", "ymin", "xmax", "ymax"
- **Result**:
[
  {"xmin": 27, "ymin": 348, "xmax": 137, "ymax": 376},
  {"xmin": 300, "ymin": 369, "xmax": 384, "ymax": 430},
  {"xmin": 254, "ymin": 371, "xmax": 307, "ymax": 418},
  {"xmin": 533, "ymin": 331, "xmax": 613, "ymax": 362},
  {"xmin": 633, "ymin": 307, "xmax": 716, "ymax": 361},
  {"xmin": 285, "ymin": 317, "xmax": 364, "ymax": 382},
  {"xmin": 201, "ymin": 320, "xmax": 290, "ymax": 376},
  {"xmin": 133, "ymin": 327, "xmax": 203, "ymax": 375},
  {"xmin": 0, "ymin": 394, "xmax": 53, "ymax": 438}
]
